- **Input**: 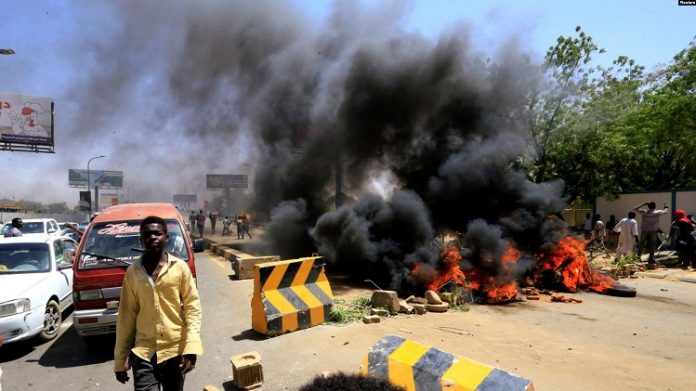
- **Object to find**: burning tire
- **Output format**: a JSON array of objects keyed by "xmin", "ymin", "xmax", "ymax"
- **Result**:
[{"xmin": 605, "ymin": 284, "xmax": 637, "ymax": 298}]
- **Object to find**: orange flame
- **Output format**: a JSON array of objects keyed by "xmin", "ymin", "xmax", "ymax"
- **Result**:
[
  {"xmin": 539, "ymin": 236, "xmax": 617, "ymax": 292},
  {"xmin": 464, "ymin": 243, "xmax": 520, "ymax": 302},
  {"xmin": 426, "ymin": 246, "xmax": 466, "ymax": 291}
]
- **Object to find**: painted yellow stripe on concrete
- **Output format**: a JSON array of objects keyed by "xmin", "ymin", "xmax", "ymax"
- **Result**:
[
  {"xmin": 291, "ymin": 259, "xmax": 314, "ymax": 287},
  {"xmin": 388, "ymin": 340, "xmax": 430, "ymax": 391},
  {"xmin": 264, "ymin": 289, "xmax": 296, "ymax": 314},
  {"xmin": 441, "ymin": 357, "xmax": 493, "ymax": 391},
  {"xmin": 316, "ymin": 280, "xmax": 334, "ymax": 300},
  {"xmin": 263, "ymin": 262, "xmax": 288, "ymax": 291},
  {"xmin": 361, "ymin": 356, "xmax": 369, "ymax": 376},
  {"xmin": 281, "ymin": 312, "xmax": 298, "ymax": 332},
  {"xmin": 291, "ymin": 285, "xmax": 325, "ymax": 326}
]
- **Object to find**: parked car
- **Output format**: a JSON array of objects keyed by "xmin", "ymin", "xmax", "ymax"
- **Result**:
[
  {"xmin": 0, "ymin": 236, "xmax": 77, "ymax": 344},
  {"xmin": 72, "ymin": 203, "xmax": 203, "ymax": 340},
  {"xmin": 1, "ymin": 218, "xmax": 62, "ymax": 238}
]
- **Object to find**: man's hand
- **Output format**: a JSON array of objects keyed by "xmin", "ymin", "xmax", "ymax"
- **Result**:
[
  {"xmin": 115, "ymin": 371, "xmax": 130, "ymax": 384},
  {"xmin": 115, "ymin": 354, "xmax": 131, "ymax": 383},
  {"xmin": 179, "ymin": 354, "xmax": 197, "ymax": 375}
]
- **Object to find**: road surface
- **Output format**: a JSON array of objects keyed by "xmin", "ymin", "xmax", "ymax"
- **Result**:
[{"xmin": 1, "ymin": 251, "xmax": 695, "ymax": 390}]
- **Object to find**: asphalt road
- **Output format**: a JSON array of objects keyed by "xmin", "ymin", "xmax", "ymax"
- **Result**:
[{"xmin": 2, "ymin": 250, "xmax": 696, "ymax": 390}]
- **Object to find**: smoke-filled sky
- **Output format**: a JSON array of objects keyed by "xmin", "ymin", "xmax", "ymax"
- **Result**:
[{"xmin": 0, "ymin": 0, "xmax": 693, "ymax": 206}]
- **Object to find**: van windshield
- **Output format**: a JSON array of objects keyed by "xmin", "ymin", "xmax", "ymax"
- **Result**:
[{"xmin": 78, "ymin": 219, "xmax": 189, "ymax": 270}]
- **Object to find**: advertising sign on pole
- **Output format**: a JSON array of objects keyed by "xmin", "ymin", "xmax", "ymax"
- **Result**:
[
  {"xmin": 69, "ymin": 169, "xmax": 124, "ymax": 189},
  {"xmin": 206, "ymin": 174, "xmax": 248, "ymax": 189},
  {"xmin": 0, "ymin": 93, "xmax": 55, "ymax": 152}
]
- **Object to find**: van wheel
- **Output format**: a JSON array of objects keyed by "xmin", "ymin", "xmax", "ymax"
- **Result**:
[{"xmin": 40, "ymin": 300, "xmax": 62, "ymax": 341}]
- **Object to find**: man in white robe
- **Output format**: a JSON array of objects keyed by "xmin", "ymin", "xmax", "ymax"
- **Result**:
[{"xmin": 614, "ymin": 211, "xmax": 639, "ymax": 260}]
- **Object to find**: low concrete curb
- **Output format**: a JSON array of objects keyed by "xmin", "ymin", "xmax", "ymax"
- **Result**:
[
  {"xmin": 677, "ymin": 272, "xmax": 696, "ymax": 283},
  {"xmin": 634, "ymin": 270, "xmax": 672, "ymax": 279}
]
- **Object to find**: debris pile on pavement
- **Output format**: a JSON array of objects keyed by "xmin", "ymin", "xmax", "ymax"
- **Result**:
[
  {"xmin": 361, "ymin": 289, "xmax": 464, "ymax": 324},
  {"xmin": 520, "ymin": 287, "xmax": 582, "ymax": 303}
]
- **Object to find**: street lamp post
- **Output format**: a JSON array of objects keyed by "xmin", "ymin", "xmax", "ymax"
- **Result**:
[{"xmin": 87, "ymin": 155, "xmax": 106, "ymax": 214}]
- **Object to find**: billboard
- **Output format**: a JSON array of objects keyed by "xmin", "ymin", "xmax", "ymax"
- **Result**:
[
  {"xmin": 206, "ymin": 174, "xmax": 248, "ymax": 189},
  {"xmin": 69, "ymin": 169, "xmax": 124, "ymax": 189},
  {"xmin": 173, "ymin": 194, "xmax": 197, "ymax": 203},
  {"xmin": 0, "ymin": 93, "xmax": 54, "ymax": 149}
]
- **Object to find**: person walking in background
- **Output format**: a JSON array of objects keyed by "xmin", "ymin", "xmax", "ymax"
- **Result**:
[
  {"xmin": 667, "ymin": 208, "xmax": 696, "ymax": 269},
  {"xmin": 188, "ymin": 211, "xmax": 196, "ymax": 235},
  {"xmin": 633, "ymin": 201, "xmax": 669, "ymax": 269},
  {"xmin": 195, "ymin": 210, "xmax": 206, "ymax": 238},
  {"xmin": 209, "ymin": 210, "xmax": 218, "ymax": 234},
  {"xmin": 592, "ymin": 215, "xmax": 606, "ymax": 242},
  {"xmin": 221, "ymin": 216, "xmax": 231, "ymax": 236},
  {"xmin": 241, "ymin": 212, "xmax": 252, "ymax": 239},
  {"xmin": 235, "ymin": 211, "xmax": 244, "ymax": 239},
  {"xmin": 613, "ymin": 211, "xmax": 639, "ymax": 260},
  {"xmin": 583, "ymin": 213, "xmax": 592, "ymax": 239},
  {"xmin": 114, "ymin": 216, "xmax": 202, "ymax": 390}
]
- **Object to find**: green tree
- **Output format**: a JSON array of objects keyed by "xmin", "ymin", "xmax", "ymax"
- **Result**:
[
  {"xmin": 527, "ymin": 26, "xmax": 605, "ymax": 184},
  {"xmin": 627, "ymin": 39, "xmax": 696, "ymax": 190}
]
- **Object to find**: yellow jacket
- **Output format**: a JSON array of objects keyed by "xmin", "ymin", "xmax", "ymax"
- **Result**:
[{"xmin": 114, "ymin": 253, "xmax": 202, "ymax": 371}]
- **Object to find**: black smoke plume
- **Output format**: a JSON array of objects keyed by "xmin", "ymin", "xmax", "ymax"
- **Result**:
[{"xmin": 67, "ymin": 1, "xmax": 568, "ymax": 291}]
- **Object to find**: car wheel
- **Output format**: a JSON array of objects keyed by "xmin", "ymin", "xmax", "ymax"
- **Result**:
[{"xmin": 39, "ymin": 300, "xmax": 62, "ymax": 341}]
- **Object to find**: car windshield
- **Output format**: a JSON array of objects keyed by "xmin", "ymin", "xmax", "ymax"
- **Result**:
[
  {"xmin": 21, "ymin": 222, "xmax": 46, "ymax": 234},
  {"xmin": 78, "ymin": 219, "xmax": 189, "ymax": 270},
  {"xmin": 0, "ymin": 243, "xmax": 51, "ymax": 274}
]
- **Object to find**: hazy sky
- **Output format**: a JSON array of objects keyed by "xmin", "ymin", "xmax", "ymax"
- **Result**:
[{"xmin": 1, "ymin": 0, "xmax": 694, "ymax": 207}]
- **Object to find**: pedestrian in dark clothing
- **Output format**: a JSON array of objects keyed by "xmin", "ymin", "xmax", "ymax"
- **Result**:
[
  {"xmin": 209, "ymin": 211, "xmax": 218, "ymax": 234},
  {"xmin": 188, "ymin": 211, "xmax": 196, "ymax": 235},
  {"xmin": 668, "ymin": 208, "xmax": 696, "ymax": 269},
  {"xmin": 235, "ymin": 212, "xmax": 244, "ymax": 239},
  {"xmin": 633, "ymin": 201, "xmax": 669, "ymax": 269},
  {"xmin": 195, "ymin": 210, "xmax": 206, "ymax": 238}
]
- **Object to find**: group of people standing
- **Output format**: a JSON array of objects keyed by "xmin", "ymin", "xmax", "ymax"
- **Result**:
[
  {"xmin": 585, "ymin": 201, "xmax": 696, "ymax": 270},
  {"xmin": 187, "ymin": 210, "xmax": 252, "ymax": 239}
]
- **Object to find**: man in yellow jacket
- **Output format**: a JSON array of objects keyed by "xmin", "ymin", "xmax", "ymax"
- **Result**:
[{"xmin": 114, "ymin": 215, "xmax": 202, "ymax": 390}]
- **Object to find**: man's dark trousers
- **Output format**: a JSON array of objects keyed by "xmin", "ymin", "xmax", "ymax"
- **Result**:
[{"xmin": 132, "ymin": 354, "xmax": 184, "ymax": 391}]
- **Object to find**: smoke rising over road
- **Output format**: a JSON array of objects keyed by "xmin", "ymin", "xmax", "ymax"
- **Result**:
[{"xmin": 16, "ymin": 1, "xmax": 568, "ymax": 291}]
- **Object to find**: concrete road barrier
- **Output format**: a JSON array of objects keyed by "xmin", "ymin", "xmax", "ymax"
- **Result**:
[
  {"xmin": 361, "ymin": 335, "xmax": 534, "ymax": 391},
  {"xmin": 252, "ymin": 256, "xmax": 333, "ymax": 336}
]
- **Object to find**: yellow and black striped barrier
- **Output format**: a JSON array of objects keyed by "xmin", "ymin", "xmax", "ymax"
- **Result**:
[
  {"xmin": 361, "ymin": 335, "xmax": 534, "ymax": 391},
  {"xmin": 251, "ymin": 256, "xmax": 334, "ymax": 336}
]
